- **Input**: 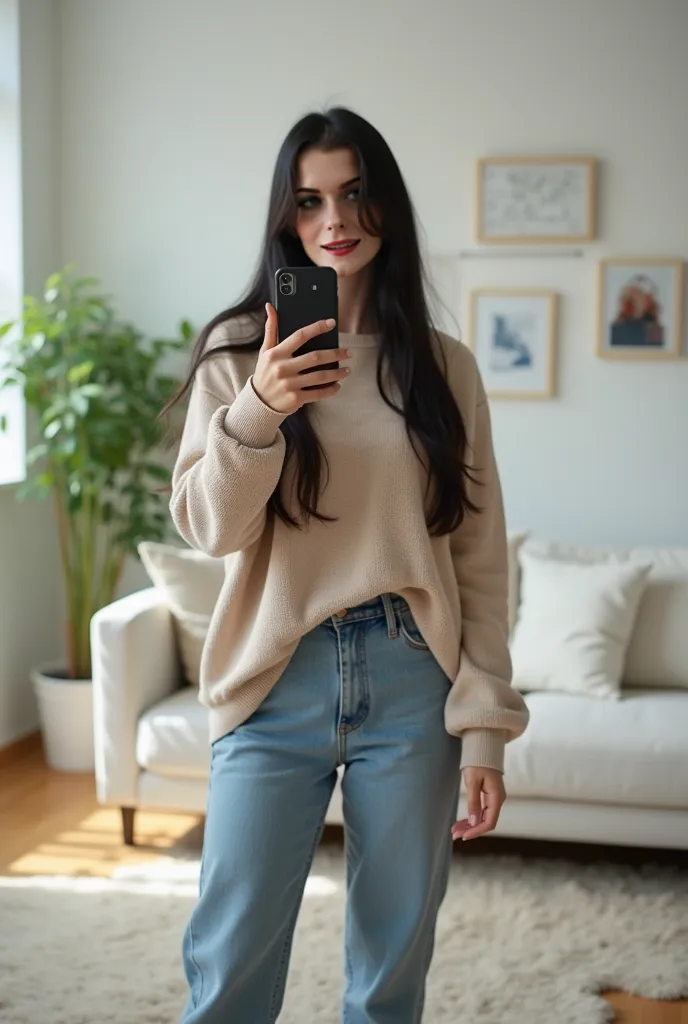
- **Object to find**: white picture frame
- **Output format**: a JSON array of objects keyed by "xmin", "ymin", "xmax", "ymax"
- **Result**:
[
  {"xmin": 467, "ymin": 289, "xmax": 558, "ymax": 399},
  {"xmin": 597, "ymin": 258, "xmax": 684, "ymax": 360},
  {"xmin": 476, "ymin": 155, "xmax": 596, "ymax": 244}
]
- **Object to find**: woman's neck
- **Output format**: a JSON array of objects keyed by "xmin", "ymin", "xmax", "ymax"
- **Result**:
[{"xmin": 336, "ymin": 265, "xmax": 377, "ymax": 334}]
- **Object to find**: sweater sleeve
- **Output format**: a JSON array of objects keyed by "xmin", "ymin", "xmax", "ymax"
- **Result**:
[
  {"xmin": 444, "ymin": 384, "xmax": 530, "ymax": 774},
  {"xmin": 169, "ymin": 372, "xmax": 289, "ymax": 557}
]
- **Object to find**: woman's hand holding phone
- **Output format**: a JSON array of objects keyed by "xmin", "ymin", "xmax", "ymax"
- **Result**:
[{"xmin": 252, "ymin": 303, "xmax": 351, "ymax": 414}]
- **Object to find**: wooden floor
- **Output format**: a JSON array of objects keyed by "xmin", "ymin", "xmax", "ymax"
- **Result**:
[{"xmin": 1, "ymin": 733, "xmax": 687, "ymax": 1024}]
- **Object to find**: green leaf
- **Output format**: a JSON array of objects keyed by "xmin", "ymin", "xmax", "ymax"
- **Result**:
[
  {"xmin": 27, "ymin": 443, "xmax": 48, "ymax": 465},
  {"xmin": 67, "ymin": 361, "xmax": 94, "ymax": 383},
  {"xmin": 179, "ymin": 319, "xmax": 195, "ymax": 341},
  {"xmin": 70, "ymin": 392, "xmax": 89, "ymax": 416}
]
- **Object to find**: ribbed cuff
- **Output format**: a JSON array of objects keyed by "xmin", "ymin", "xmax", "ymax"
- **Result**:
[
  {"xmin": 223, "ymin": 375, "xmax": 288, "ymax": 448},
  {"xmin": 459, "ymin": 728, "xmax": 506, "ymax": 774}
]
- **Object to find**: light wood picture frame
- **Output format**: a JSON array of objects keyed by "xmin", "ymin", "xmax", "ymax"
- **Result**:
[
  {"xmin": 467, "ymin": 289, "xmax": 558, "ymax": 399},
  {"xmin": 597, "ymin": 258, "xmax": 684, "ymax": 359},
  {"xmin": 476, "ymin": 155, "xmax": 597, "ymax": 244}
]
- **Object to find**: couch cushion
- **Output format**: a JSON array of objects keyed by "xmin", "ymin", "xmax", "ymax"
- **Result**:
[
  {"xmin": 522, "ymin": 541, "xmax": 688, "ymax": 690},
  {"xmin": 505, "ymin": 688, "xmax": 688, "ymax": 809},
  {"xmin": 510, "ymin": 549, "xmax": 650, "ymax": 698},
  {"xmin": 136, "ymin": 686, "xmax": 211, "ymax": 779},
  {"xmin": 138, "ymin": 541, "xmax": 225, "ymax": 686}
]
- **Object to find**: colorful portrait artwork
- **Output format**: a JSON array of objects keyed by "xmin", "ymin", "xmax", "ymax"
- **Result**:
[{"xmin": 598, "ymin": 260, "xmax": 683, "ymax": 359}]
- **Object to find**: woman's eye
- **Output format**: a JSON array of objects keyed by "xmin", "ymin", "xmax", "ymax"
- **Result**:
[{"xmin": 297, "ymin": 189, "xmax": 360, "ymax": 210}]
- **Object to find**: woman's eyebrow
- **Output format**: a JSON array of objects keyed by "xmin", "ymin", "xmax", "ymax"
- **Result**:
[{"xmin": 295, "ymin": 176, "xmax": 361, "ymax": 194}]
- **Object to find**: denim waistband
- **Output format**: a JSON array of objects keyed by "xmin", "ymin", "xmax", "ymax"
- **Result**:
[{"xmin": 328, "ymin": 593, "xmax": 408, "ymax": 638}]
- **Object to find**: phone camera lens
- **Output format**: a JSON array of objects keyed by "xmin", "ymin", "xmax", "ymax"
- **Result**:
[{"xmin": 279, "ymin": 272, "xmax": 295, "ymax": 296}]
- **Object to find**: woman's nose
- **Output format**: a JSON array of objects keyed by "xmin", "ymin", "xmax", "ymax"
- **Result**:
[{"xmin": 324, "ymin": 200, "xmax": 345, "ymax": 229}]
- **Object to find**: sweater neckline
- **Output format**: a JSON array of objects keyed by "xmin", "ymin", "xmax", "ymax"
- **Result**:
[{"xmin": 340, "ymin": 332, "xmax": 379, "ymax": 348}]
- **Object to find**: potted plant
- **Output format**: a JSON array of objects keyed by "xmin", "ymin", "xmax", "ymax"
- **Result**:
[{"xmin": 0, "ymin": 264, "xmax": 191, "ymax": 771}]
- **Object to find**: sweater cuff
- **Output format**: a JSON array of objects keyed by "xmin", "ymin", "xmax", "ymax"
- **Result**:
[
  {"xmin": 223, "ymin": 375, "xmax": 288, "ymax": 449},
  {"xmin": 459, "ymin": 728, "xmax": 506, "ymax": 774}
]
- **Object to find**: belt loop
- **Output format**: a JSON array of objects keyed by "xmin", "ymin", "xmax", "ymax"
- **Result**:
[{"xmin": 381, "ymin": 593, "xmax": 398, "ymax": 639}]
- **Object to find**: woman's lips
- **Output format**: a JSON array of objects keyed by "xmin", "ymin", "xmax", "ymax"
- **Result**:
[{"xmin": 322, "ymin": 240, "xmax": 361, "ymax": 256}]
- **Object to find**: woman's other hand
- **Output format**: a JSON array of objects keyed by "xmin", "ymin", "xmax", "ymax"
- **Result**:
[{"xmin": 451, "ymin": 766, "xmax": 506, "ymax": 842}]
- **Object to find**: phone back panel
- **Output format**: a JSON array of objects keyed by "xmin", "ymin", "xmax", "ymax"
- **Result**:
[
  {"xmin": 274, "ymin": 266, "xmax": 339, "ymax": 391},
  {"xmin": 274, "ymin": 266, "xmax": 339, "ymax": 352}
]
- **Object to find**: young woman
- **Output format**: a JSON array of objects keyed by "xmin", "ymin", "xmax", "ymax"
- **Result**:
[{"xmin": 162, "ymin": 106, "xmax": 530, "ymax": 1024}]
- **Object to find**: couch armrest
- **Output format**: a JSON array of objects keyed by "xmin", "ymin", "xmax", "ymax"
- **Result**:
[{"xmin": 91, "ymin": 586, "xmax": 183, "ymax": 807}]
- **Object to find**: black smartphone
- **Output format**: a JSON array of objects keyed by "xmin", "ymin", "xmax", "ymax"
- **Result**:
[{"xmin": 274, "ymin": 266, "xmax": 339, "ymax": 391}]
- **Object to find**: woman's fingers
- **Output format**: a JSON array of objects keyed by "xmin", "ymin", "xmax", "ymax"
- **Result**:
[
  {"xmin": 455, "ymin": 766, "xmax": 506, "ymax": 842},
  {"xmin": 262, "ymin": 303, "xmax": 278, "ymax": 350},
  {"xmin": 281, "ymin": 318, "xmax": 337, "ymax": 355}
]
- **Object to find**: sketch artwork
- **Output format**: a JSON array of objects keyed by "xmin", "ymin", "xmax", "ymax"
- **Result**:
[{"xmin": 477, "ymin": 157, "xmax": 596, "ymax": 243}]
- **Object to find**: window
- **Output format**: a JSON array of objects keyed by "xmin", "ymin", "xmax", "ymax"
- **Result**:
[{"xmin": 0, "ymin": 0, "xmax": 26, "ymax": 487}]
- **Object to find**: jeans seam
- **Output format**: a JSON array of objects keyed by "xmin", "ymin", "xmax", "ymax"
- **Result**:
[
  {"xmin": 187, "ymin": 753, "xmax": 216, "ymax": 1011},
  {"xmin": 354, "ymin": 627, "xmax": 370, "ymax": 728},
  {"xmin": 399, "ymin": 615, "xmax": 430, "ymax": 651},
  {"xmin": 343, "ymin": 829, "xmax": 354, "ymax": 1024},
  {"xmin": 268, "ymin": 806, "xmax": 330, "ymax": 1022}
]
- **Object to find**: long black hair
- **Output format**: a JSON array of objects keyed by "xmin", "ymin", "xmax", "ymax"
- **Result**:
[{"xmin": 159, "ymin": 106, "xmax": 481, "ymax": 534}]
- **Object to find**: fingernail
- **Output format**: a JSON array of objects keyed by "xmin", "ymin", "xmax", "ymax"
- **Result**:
[
  {"xmin": 469, "ymin": 815, "xmax": 477, "ymax": 826},
  {"xmin": 326, "ymin": 318, "xmax": 336, "ymax": 326}
]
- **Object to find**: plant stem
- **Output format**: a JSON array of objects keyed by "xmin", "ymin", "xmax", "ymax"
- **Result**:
[{"xmin": 52, "ymin": 467, "xmax": 77, "ymax": 677}]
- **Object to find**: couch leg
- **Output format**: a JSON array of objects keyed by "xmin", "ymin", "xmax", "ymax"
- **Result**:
[{"xmin": 121, "ymin": 806, "xmax": 136, "ymax": 846}]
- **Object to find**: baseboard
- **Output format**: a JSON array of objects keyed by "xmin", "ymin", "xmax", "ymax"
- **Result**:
[{"xmin": 0, "ymin": 729, "xmax": 42, "ymax": 769}]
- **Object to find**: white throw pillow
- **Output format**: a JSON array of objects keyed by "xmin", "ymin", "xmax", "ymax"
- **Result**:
[
  {"xmin": 138, "ymin": 541, "xmax": 225, "ymax": 685},
  {"xmin": 510, "ymin": 549, "xmax": 651, "ymax": 698}
]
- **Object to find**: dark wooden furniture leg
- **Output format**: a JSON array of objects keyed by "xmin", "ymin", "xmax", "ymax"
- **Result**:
[{"xmin": 121, "ymin": 806, "xmax": 136, "ymax": 846}]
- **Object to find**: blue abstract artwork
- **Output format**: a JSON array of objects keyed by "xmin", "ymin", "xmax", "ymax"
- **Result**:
[
  {"xmin": 470, "ymin": 290, "xmax": 555, "ymax": 397},
  {"xmin": 488, "ymin": 315, "xmax": 534, "ymax": 372}
]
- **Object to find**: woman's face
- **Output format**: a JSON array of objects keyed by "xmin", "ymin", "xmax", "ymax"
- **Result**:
[{"xmin": 293, "ymin": 147, "xmax": 382, "ymax": 279}]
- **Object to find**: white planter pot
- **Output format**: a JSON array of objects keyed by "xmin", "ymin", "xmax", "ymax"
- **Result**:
[{"xmin": 30, "ymin": 664, "xmax": 95, "ymax": 772}]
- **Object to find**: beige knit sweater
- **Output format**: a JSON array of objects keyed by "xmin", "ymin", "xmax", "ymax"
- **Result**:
[{"xmin": 169, "ymin": 313, "xmax": 530, "ymax": 773}]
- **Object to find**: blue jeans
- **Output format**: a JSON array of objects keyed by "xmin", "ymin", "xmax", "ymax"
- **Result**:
[{"xmin": 179, "ymin": 593, "xmax": 463, "ymax": 1023}]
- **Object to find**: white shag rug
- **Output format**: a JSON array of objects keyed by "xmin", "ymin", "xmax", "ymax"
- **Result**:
[{"xmin": 0, "ymin": 845, "xmax": 686, "ymax": 1024}]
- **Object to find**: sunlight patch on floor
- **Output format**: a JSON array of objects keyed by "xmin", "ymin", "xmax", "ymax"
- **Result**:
[{"xmin": 5, "ymin": 807, "xmax": 202, "ymax": 878}]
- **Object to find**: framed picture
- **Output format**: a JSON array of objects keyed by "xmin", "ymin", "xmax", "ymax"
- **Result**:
[
  {"xmin": 597, "ymin": 258, "xmax": 684, "ymax": 359},
  {"xmin": 467, "ymin": 289, "xmax": 558, "ymax": 399},
  {"xmin": 476, "ymin": 155, "xmax": 596, "ymax": 244}
]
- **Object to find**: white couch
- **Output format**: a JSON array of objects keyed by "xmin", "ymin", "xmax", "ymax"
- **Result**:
[{"xmin": 91, "ymin": 539, "xmax": 688, "ymax": 850}]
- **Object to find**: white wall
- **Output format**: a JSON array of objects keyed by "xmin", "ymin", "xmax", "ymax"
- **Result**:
[{"xmin": 1, "ymin": 0, "xmax": 687, "ymax": 744}]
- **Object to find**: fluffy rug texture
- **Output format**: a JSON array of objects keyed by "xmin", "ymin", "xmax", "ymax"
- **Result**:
[{"xmin": 0, "ymin": 845, "xmax": 686, "ymax": 1024}]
